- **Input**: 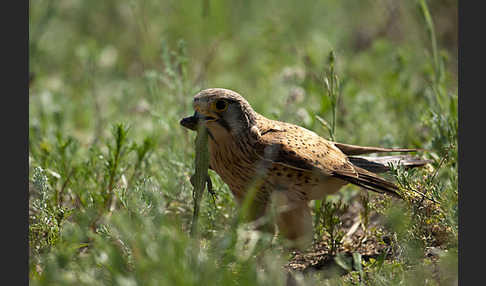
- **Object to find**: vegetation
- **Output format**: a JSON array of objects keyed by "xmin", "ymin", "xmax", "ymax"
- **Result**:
[{"xmin": 29, "ymin": 0, "xmax": 457, "ymax": 285}]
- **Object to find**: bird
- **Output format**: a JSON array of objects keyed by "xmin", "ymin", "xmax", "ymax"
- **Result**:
[{"xmin": 180, "ymin": 88, "xmax": 429, "ymax": 248}]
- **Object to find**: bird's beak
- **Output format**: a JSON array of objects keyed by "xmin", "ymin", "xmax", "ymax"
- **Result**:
[
  {"xmin": 180, "ymin": 111, "xmax": 199, "ymax": 131},
  {"xmin": 180, "ymin": 111, "xmax": 218, "ymax": 131}
]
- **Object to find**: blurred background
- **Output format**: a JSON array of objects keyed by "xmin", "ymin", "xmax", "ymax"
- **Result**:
[
  {"xmin": 29, "ymin": 0, "xmax": 458, "ymax": 285},
  {"xmin": 29, "ymin": 0, "xmax": 457, "ymax": 146}
]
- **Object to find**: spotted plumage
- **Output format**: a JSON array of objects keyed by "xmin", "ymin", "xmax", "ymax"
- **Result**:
[{"xmin": 180, "ymin": 88, "xmax": 429, "ymax": 248}]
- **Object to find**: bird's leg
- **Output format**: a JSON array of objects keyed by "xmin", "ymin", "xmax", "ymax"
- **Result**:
[
  {"xmin": 234, "ymin": 192, "xmax": 276, "ymax": 257},
  {"xmin": 239, "ymin": 195, "xmax": 275, "ymax": 235},
  {"xmin": 273, "ymin": 194, "xmax": 313, "ymax": 250}
]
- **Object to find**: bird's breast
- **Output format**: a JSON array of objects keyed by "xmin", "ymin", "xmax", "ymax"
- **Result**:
[{"xmin": 208, "ymin": 135, "xmax": 259, "ymax": 198}]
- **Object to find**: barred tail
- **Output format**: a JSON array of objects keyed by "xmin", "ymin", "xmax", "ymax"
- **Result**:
[{"xmin": 348, "ymin": 155, "xmax": 431, "ymax": 174}]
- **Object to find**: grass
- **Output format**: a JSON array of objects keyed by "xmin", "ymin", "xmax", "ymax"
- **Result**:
[{"xmin": 29, "ymin": 0, "xmax": 457, "ymax": 285}]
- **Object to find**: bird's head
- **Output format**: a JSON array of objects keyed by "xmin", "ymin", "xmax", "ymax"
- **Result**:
[{"xmin": 180, "ymin": 88, "xmax": 258, "ymax": 139}]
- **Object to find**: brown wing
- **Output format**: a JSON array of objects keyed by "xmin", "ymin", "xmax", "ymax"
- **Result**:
[
  {"xmin": 254, "ymin": 121, "xmax": 401, "ymax": 198},
  {"xmin": 254, "ymin": 121, "xmax": 358, "ymax": 178}
]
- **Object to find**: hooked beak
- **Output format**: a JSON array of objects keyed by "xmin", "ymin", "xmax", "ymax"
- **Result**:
[
  {"xmin": 180, "ymin": 112, "xmax": 199, "ymax": 130},
  {"xmin": 180, "ymin": 111, "xmax": 218, "ymax": 131}
]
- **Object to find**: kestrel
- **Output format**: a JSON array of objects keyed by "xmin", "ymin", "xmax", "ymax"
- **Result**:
[{"xmin": 180, "ymin": 88, "xmax": 428, "ymax": 248}]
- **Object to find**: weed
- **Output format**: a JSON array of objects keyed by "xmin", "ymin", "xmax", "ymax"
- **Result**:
[{"xmin": 316, "ymin": 199, "xmax": 349, "ymax": 255}]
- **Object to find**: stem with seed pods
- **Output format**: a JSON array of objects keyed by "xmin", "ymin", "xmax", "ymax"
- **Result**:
[{"xmin": 324, "ymin": 51, "xmax": 340, "ymax": 142}]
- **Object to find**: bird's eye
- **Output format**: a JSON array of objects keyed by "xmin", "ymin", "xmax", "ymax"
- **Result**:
[{"xmin": 214, "ymin": 100, "xmax": 228, "ymax": 111}]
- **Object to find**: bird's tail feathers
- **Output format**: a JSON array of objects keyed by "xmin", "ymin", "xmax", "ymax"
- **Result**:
[
  {"xmin": 334, "ymin": 166, "xmax": 402, "ymax": 199},
  {"xmin": 334, "ymin": 142, "xmax": 423, "ymax": 156},
  {"xmin": 348, "ymin": 155, "xmax": 432, "ymax": 174}
]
